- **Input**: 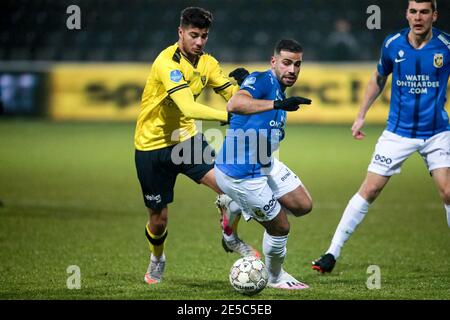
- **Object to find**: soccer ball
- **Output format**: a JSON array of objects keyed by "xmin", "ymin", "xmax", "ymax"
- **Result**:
[{"xmin": 229, "ymin": 256, "xmax": 268, "ymax": 295}]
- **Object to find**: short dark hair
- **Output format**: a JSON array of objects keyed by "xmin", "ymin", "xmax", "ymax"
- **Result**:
[
  {"xmin": 408, "ymin": 0, "xmax": 437, "ymax": 11},
  {"xmin": 180, "ymin": 7, "xmax": 213, "ymax": 29},
  {"xmin": 274, "ymin": 39, "xmax": 303, "ymax": 55}
]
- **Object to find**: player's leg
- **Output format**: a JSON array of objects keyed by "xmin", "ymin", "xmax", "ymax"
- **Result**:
[
  {"xmin": 420, "ymin": 130, "xmax": 450, "ymax": 228},
  {"xmin": 182, "ymin": 134, "xmax": 258, "ymax": 257},
  {"xmin": 135, "ymin": 149, "xmax": 176, "ymax": 284},
  {"xmin": 215, "ymin": 167, "xmax": 308, "ymax": 290},
  {"xmin": 199, "ymin": 168, "xmax": 222, "ymax": 192},
  {"xmin": 146, "ymin": 206, "xmax": 168, "ymax": 256},
  {"xmin": 313, "ymin": 130, "xmax": 418, "ymax": 273},
  {"xmin": 312, "ymin": 172, "xmax": 390, "ymax": 273},
  {"xmin": 200, "ymin": 171, "xmax": 241, "ymax": 235},
  {"xmin": 200, "ymin": 169, "xmax": 260, "ymax": 257},
  {"xmin": 256, "ymin": 204, "xmax": 289, "ymax": 282},
  {"xmin": 267, "ymin": 158, "xmax": 312, "ymax": 217},
  {"xmin": 277, "ymin": 185, "xmax": 313, "ymax": 217},
  {"xmin": 144, "ymin": 206, "xmax": 168, "ymax": 284},
  {"xmin": 258, "ymin": 210, "xmax": 309, "ymax": 290},
  {"xmin": 431, "ymin": 168, "xmax": 450, "ymax": 227}
]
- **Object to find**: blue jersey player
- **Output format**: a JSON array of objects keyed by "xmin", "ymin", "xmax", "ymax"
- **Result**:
[
  {"xmin": 313, "ymin": 0, "xmax": 450, "ymax": 273},
  {"xmin": 215, "ymin": 39, "xmax": 313, "ymax": 290}
]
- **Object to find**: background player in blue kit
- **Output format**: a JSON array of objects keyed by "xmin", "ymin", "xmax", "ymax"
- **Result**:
[
  {"xmin": 313, "ymin": 0, "xmax": 450, "ymax": 273},
  {"xmin": 215, "ymin": 39, "xmax": 313, "ymax": 289}
]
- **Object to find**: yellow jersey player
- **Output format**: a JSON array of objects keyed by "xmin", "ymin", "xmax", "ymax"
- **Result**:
[{"xmin": 134, "ymin": 7, "xmax": 259, "ymax": 285}]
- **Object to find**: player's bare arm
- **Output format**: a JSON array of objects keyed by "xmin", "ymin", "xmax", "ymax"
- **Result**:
[
  {"xmin": 352, "ymin": 70, "xmax": 388, "ymax": 140},
  {"xmin": 227, "ymin": 90, "xmax": 275, "ymax": 114}
]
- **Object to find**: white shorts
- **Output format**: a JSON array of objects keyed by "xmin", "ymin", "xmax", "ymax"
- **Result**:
[
  {"xmin": 368, "ymin": 130, "xmax": 450, "ymax": 176},
  {"xmin": 214, "ymin": 158, "xmax": 302, "ymax": 222}
]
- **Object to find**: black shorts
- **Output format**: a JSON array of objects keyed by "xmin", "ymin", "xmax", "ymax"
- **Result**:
[{"xmin": 135, "ymin": 133, "xmax": 215, "ymax": 210}]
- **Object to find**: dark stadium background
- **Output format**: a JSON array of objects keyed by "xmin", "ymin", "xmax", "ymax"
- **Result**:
[{"xmin": 1, "ymin": 0, "xmax": 449, "ymax": 63}]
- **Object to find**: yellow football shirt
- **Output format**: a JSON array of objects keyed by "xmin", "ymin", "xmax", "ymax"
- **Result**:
[{"xmin": 134, "ymin": 43, "xmax": 238, "ymax": 151}]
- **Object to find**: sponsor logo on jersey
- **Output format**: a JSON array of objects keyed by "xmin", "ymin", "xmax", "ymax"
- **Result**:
[
  {"xmin": 395, "ymin": 50, "xmax": 406, "ymax": 63},
  {"xmin": 253, "ymin": 208, "xmax": 266, "ymax": 218},
  {"xmin": 145, "ymin": 194, "xmax": 162, "ymax": 203},
  {"xmin": 170, "ymin": 70, "xmax": 183, "ymax": 83},
  {"xmin": 269, "ymin": 120, "xmax": 284, "ymax": 128},
  {"xmin": 263, "ymin": 195, "xmax": 277, "ymax": 213},
  {"xmin": 433, "ymin": 53, "xmax": 443, "ymax": 68},
  {"xmin": 280, "ymin": 169, "xmax": 292, "ymax": 182},
  {"xmin": 396, "ymin": 74, "xmax": 440, "ymax": 95},
  {"xmin": 374, "ymin": 154, "xmax": 392, "ymax": 165},
  {"xmin": 242, "ymin": 76, "xmax": 256, "ymax": 87}
]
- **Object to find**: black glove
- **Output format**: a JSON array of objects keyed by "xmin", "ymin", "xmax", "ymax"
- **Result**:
[
  {"xmin": 273, "ymin": 96, "xmax": 312, "ymax": 112},
  {"xmin": 220, "ymin": 112, "xmax": 232, "ymax": 126},
  {"xmin": 229, "ymin": 68, "xmax": 250, "ymax": 86}
]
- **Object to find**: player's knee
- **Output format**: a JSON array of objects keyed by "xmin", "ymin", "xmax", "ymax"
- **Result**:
[
  {"xmin": 301, "ymin": 199, "xmax": 313, "ymax": 215},
  {"xmin": 149, "ymin": 221, "xmax": 168, "ymax": 235},
  {"xmin": 147, "ymin": 207, "xmax": 168, "ymax": 232},
  {"xmin": 305, "ymin": 202, "xmax": 313, "ymax": 215},
  {"xmin": 288, "ymin": 199, "xmax": 313, "ymax": 217},
  {"xmin": 290, "ymin": 205, "xmax": 312, "ymax": 217},
  {"xmin": 266, "ymin": 220, "xmax": 290, "ymax": 236}
]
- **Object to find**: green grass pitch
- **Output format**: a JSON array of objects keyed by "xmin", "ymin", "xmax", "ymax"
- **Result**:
[{"xmin": 0, "ymin": 120, "xmax": 449, "ymax": 300}]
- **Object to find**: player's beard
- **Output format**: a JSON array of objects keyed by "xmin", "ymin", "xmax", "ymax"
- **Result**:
[
  {"xmin": 191, "ymin": 45, "xmax": 203, "ymax": 55},
  {"xmin": 273, "ymin": 69, "xmax": 297, "ymax": 87},
  {"xmin": 281, "ymin": 73, "xmax": 297, "ymax": 87}
]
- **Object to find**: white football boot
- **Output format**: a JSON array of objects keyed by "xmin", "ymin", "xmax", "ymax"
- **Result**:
[
  {"xmin": 216, "ymin": 194, "xmax": 261, "ymax": 258},
  {"xmin": 267, "ymin": 269, "xmax": 309, "ymax": 290},
  {"xmin": 144, "ymin": 253, "xmax": 166, "ymax": 285}
]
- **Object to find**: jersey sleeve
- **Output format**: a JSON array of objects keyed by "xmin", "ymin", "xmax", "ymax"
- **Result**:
[
  {"xmin": 377, "ymin": 37, "xmax": 394, "ymax": 76},
  {"xmin": 207, "ymin": 56, "xmax": 238, "ymax": 101},
  {"xmin": 438, "ymin": 31, "xmax": 450, "ymax": 72},
  {"xmin": 240, "ymin": 72, "xmax": 270, "ymax": 99},
  {"xmin": 155, "ymin": 56, "xmax": 228, "ymax": 122},
  {"xmin": 154, "ymin": 56, "xmax": 190, "ymax": 95}
]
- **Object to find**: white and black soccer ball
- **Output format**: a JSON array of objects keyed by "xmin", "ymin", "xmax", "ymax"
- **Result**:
[{"xmin": 229, "ymin": 256, "xmax": 268, "ymax": 296}]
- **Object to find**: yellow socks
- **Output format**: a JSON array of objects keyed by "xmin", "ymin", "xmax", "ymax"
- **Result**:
[{"xmin": 145, "ymin": 224, "xmax": 167, "ymax": 258}]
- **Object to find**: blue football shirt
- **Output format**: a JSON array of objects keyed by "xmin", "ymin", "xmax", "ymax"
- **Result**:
[
  {"xmin": 215, "ymin": 70, "xmax": 286, "ymax": 179},
  {"xmin": 377, "ymin": 27, "xmax": 450, "ymax": 139}
]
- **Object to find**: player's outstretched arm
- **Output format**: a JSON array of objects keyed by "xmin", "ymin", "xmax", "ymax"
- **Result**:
[
  {"xmin": 274, "ymin": 96, "xmax": 311, "ymax": 111},
  {"xmin": 169, "ymin": 87, "xmax": 228, "ymax": 122},
  {"xmin": 156, "ymin": 57, "xmax": 228, "ymax": 122},
  {"xmin": 228, "ymin": 90, "xmax": 311, "ymax": 115},
  {"xmin": 352, "ymin": 70, "xmax": 388, "ymax": 140}
]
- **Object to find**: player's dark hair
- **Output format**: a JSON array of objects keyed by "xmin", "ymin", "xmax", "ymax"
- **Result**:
[
  {"xmin": 274, "ymin": 39, "xmax": 303, "ymax": 55},
  {"xmin": 408, "ymin": 0, "xmax": 437, "ymax": 11},
  {"xmin": 180, "ymin": 7, "xmax": 213, "ymax": 29}
]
